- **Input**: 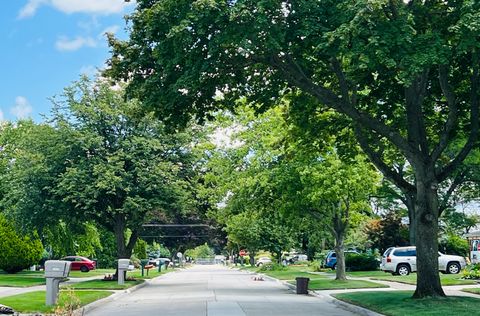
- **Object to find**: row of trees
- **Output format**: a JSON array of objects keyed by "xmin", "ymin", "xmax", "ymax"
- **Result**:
[
  {"xmin": 0, "ymin": 78, "xmax": 212, "ymax": 271},
  {"xmin": 107, "ymin": 0, "xmax": 480, "ymax": 298}
]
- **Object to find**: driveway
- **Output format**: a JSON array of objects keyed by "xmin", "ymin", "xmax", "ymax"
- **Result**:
[{"xmin": 86, "ymin": 265, "xmax": 357, "ymax": 316}]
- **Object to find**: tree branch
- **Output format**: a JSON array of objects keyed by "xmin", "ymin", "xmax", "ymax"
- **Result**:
[
  {"xmin": 439, "ymin": 171, "xmax": 465, "ymax": 216},
  {"xmin": 354, "ymin": 123, "xmax": 416, "ymax": 193},
  {"xmin": 431, "ymin": 65, "xmax": 458, "ymax": 162},
  {"xmin": 437, "ymin": 53, "xmax": 480, "ymax": 182},
  {"xmin": 268, "ymin": 54, "xmax": 418, "ymax": 159},
  {"xmin": 405, "ymin": 69, "xmax": 429, "ymax": 156}
]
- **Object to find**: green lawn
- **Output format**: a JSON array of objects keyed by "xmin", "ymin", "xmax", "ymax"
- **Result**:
[
  {"xmin": 262, "ymin": 270, "xmax": 321, "ymax": 281},
  {"xmin": 0, "ymin": 271, "xmax": 45, "ymax": 287},
  {"xmin": 68, "ymin": 269, "xmax": 115, "ymax": 278},
  {"xmin": 335, "ymin": 291, "xmax": 480, "ymax": 316},
  {"xmin": 289, "ymin": 278, "xmax": 388, "ymax": 290},
  {"xmin": 0, "ymin": 290, "xmax": 112, "ymax": 313},
  {"xmin": 64, "ymin": 279, "xmax": 144, "ymax": 290},
  {"xmin": 129, "ymin": 268, "xmax": 169, "ymax": 279},
  {"xmin": 461, "ymin": 288, "xmax": 480, "ymax": 295},
  {"xmin": 372, "ymin": 273, "xmax": 476, "ymax": 286}
]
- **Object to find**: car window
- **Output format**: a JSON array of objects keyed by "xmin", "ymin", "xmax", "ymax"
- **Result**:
[
  {"xmin": 331, "ymin": 253, "xmax": 336, "ymax": 258},
  {"xmin": 407, "ymin": 249, "xmax": 416, "ymax": 256},
  {"xmin": 76, "ymin": 258, "xmax": 83, "ymax": 261},
  {"xmin": 64, "ymin": 257, "xmax": 74, "ymax": 261},
  {"xmin": 383, "ymin": 248, "xmax": 393, "ymax": 257},
  {"xmin": 393, "ymin": 249, "xmax": 409, "ymax": 257}
]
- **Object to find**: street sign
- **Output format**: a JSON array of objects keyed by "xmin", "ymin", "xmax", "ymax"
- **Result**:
[{"xmin": 239, "ymin": 250, "xmax": 246, "ymax": 257}]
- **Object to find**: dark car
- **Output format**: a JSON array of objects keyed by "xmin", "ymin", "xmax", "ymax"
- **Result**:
[
  {"xmin": 61, "ymin": 256, "xmax": 96, "ymax": 272},
  {"xmin": 325, "ymin": 250, "xmax": 359, "ymax": 269}
]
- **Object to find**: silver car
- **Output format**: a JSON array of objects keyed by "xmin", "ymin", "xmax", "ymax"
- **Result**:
[{"xmin": 380, "ymin": 246, "xmax": 466, "ymax": 276}]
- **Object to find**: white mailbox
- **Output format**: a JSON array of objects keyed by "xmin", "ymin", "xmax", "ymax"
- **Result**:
[
  {"xmin": 45, "ymin": 260, "xmax": 71, "ymax": 306},
  {"xmin": 45, "ymin": 260, "xmax": 71, "ymax": 278},
  {"xmin": 118, "ymin": 258, "xmax": 130, "ymax": 285},
  {"xmin": 118, "ymin": 259, "xmax": 130, "ymax": 270}
]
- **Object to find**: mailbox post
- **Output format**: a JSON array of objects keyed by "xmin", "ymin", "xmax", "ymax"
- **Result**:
[
  {"xmin": 118, "ymin": 259, "xmax": 130, "ymax": 285},
  {"xmin": 45, "ymin": 260, "xmax": 71, "ymax": 306}
]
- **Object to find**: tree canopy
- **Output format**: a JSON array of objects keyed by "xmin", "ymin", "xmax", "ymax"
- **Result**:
[{"xmin": 108, "ymin": 0, "xmax": 480, "ymax": 297}]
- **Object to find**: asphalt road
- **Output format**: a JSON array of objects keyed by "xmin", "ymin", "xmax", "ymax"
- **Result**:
[{"xmin": 86, "ymin": 265, "xmax": 357, "ymax": 316}]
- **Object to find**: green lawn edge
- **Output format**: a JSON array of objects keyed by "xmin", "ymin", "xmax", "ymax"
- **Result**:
[
  {"xmin": 0, "ymin": 290, "xmax": 113, "ymax": 313},
  {"xmin": 334, "ymin": 291, "xmax": 480, "ymax": 316},
  {"xmin": 287, "ymin": 278, "xmax": 388, "ymax": 290},
  {"xmin": 65, "ymin": 279, "xmax": 144, "ymax": 290}
]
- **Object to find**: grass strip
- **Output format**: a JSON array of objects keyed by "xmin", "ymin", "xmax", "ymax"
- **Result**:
[
  {"xmin": 334, "ymin": 291, "xmax": 480, "ymax": 316},
  {"xmin": 64, "ymin": 279, "xmax": 144, "ymax": 290},
  {"xmin": 0, "ymin": 290, "xmax": 112, "ymax": 313},
  {"xmin": 304, "ymin": 278, "xmax": 388, "ymax": 290},
  {"xmin": 372, "ymin": 274, "xmax": 476, "ymax": 286}
]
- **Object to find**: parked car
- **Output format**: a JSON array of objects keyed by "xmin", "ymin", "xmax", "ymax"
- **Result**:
[
  {"xmin": 61, "ymin": 256, "xmax": 96, "ymax": 272},
  {"xmin": 256, "ymin": 257, "xmax": 272, "ymax": 267},
  {"xmin": 283, "ymin": 253, "xmax": 308, "ymax": 264},
  {"xmin": 148, "ymin": 257, "xmax": 171, "ymax": 267},
  {"xmin": 325, "ymin": 250, "xmax": 359, "ymax": 270},
  {"xmin": 380, "ymin": 246, "xmax": 466, "ymax": 276}
]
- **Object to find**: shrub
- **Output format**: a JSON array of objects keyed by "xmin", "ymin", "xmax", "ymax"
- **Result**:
[
  {"xmin": 462, "ymin": 264, "xmax": 480, "ymax": 279},
  {"xmin": 0, "ymin": 216, "xmax": 43, "ymax": 273},
  {"xmin": 345, "ymin": 253, "xmax": 379, "ymax": 271},
  {"xmin": 133, "ymin": 239, "xmax": 148, "ymax": 259},
  {"xmin": 259, "ymin": 263, "xmax": 287, "ymax": 272},
  {"xmin": 308, "ymin": 260, "xmax": 323, "ymax": 272},
  {"xmin": 439, "ymin": 234, "xmax": 469, "ymax": 257}
]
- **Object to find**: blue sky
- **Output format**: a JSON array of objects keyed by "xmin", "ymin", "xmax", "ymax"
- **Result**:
[{"xmin": 0, "ymin": 0, "xmax": 135, "ymax": 122}]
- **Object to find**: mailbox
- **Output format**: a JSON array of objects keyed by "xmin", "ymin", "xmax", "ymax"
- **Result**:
[
  {"xmin": 118, "ymin": 259, "xmax": 130, "ymax": 270},
  {"xmin": 45, "ymin": 260, "xmax": 71, "ymax": 306},
  {"xmin": 45, "ymin": 260, "xmax": 71, "ymax": 278}
]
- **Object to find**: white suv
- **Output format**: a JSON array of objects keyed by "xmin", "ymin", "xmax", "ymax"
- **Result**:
[{"xmin": 380, "ymin": 246, "xmax": 466, "ymax": 276}]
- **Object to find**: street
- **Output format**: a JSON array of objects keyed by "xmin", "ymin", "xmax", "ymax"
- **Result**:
[{"xmin": 86, "ymin": 265, "xmax": 357, "ymax": 316}]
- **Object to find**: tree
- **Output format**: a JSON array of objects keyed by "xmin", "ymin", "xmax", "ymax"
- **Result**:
[
  {"xmin": 0, "ymin": 215, "xmax": 43, "ymax": 273},
  {"xmin": 53, "ymin": 78, "xmax": 195, "ymax": 262},
  {"xmin": 364, "ymin": 210, "xmax": 409, "ymax": 253},
  {"xmin": 108, "ymin": 1, "xmax": 480, "ymax": 297}
]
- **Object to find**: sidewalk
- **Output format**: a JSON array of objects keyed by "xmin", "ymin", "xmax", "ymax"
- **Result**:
[{"xmin": 0, "ymin": 274, "xmax": 104, "ymax": 299}]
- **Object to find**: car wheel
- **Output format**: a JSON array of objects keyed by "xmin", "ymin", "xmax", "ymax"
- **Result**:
[
  {"xmin": 447, "ymin": 262, "xmax": 461, "ymax": 274},
  {"xmin": 257, "ymin": 262, "xmax": 263, "ymax": 266},
  {"xmin": 80, "ymin": 265, "xmax": 89, "ymax": 273},
  {"xmin": 332, "ymin": 264, "xmax": 336, "ymax": 270},
  {"xmin": 396, "ymin": 264, "xmax": 410, "ymax": 276}
]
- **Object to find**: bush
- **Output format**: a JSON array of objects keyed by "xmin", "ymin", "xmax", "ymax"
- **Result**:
[
  {"xmin": 308, "ymin": 260, "xmax": 323, "ymax": 272},
  {"xmin": 133, "ymin": 239, "xmax": 148, "ymax": 259},
  {"xmin": 439, "ymin": 234, "xmax": 469, "ymax": 257},
  {"xmin": 258, "ymin": 263, "xmax": 287, "ymax": 272},
  {"xmin": 462, "ymin": 264, "xmax": 480, "ymax": 279},
  {"xmin": 345, "ymin": 253, "xmax": 379, "ymax": 271},
  {"xmin": 0, "ymin": 216, "xmax": 43, "ymax": 273}
]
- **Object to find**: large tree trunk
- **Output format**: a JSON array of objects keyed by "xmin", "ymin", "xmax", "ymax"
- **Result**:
[
  {"xmin": 404, "ymin": 194, "xmax": 416, "ymax": 245},
  {"xmin": 334, "ymin": 235, "xmax": 346, "ymax": 281},
  {"xmin": 112, "ymin": 215, "xmax": 139, "ymax": 279},
  {"xmin": 412, "ymin": 168, "xmax": 445, "ymax": 298},
  {"xmin": 332, "ymin": 211, "xmax": 348, "ymax": 281}
]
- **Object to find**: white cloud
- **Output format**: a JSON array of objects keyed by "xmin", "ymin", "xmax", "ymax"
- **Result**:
[
  {"xmin": 19, "ymin": 0, "xmax": 134, "ymax": 18},
  {"xmin": 55, "ymin": 36, "xmax": 96, "ymax": 51},
  {"xmin": 0, "ymin": 109, "xmax": 4, "ymax": 122},
  {"xmin": 18, "ymin": 0, "xmax": 47, "ymax": 19},
  {"xmin": 10, "ymin": 96, "xmax": 33, "ymax": 119}
]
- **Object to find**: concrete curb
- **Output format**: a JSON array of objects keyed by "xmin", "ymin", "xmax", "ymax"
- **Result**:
[
  {"xmin": 258, "ymin": 272, "xmax": 385, "ymax": 316},
  {"xmin": 76, "ymin": 279, "xmax": 150, "ymax": 315}
]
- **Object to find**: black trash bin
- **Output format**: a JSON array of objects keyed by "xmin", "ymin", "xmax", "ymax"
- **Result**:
[{"xmin": 295, "ymin": 277, "xmax": 309, "ymax": 294}]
